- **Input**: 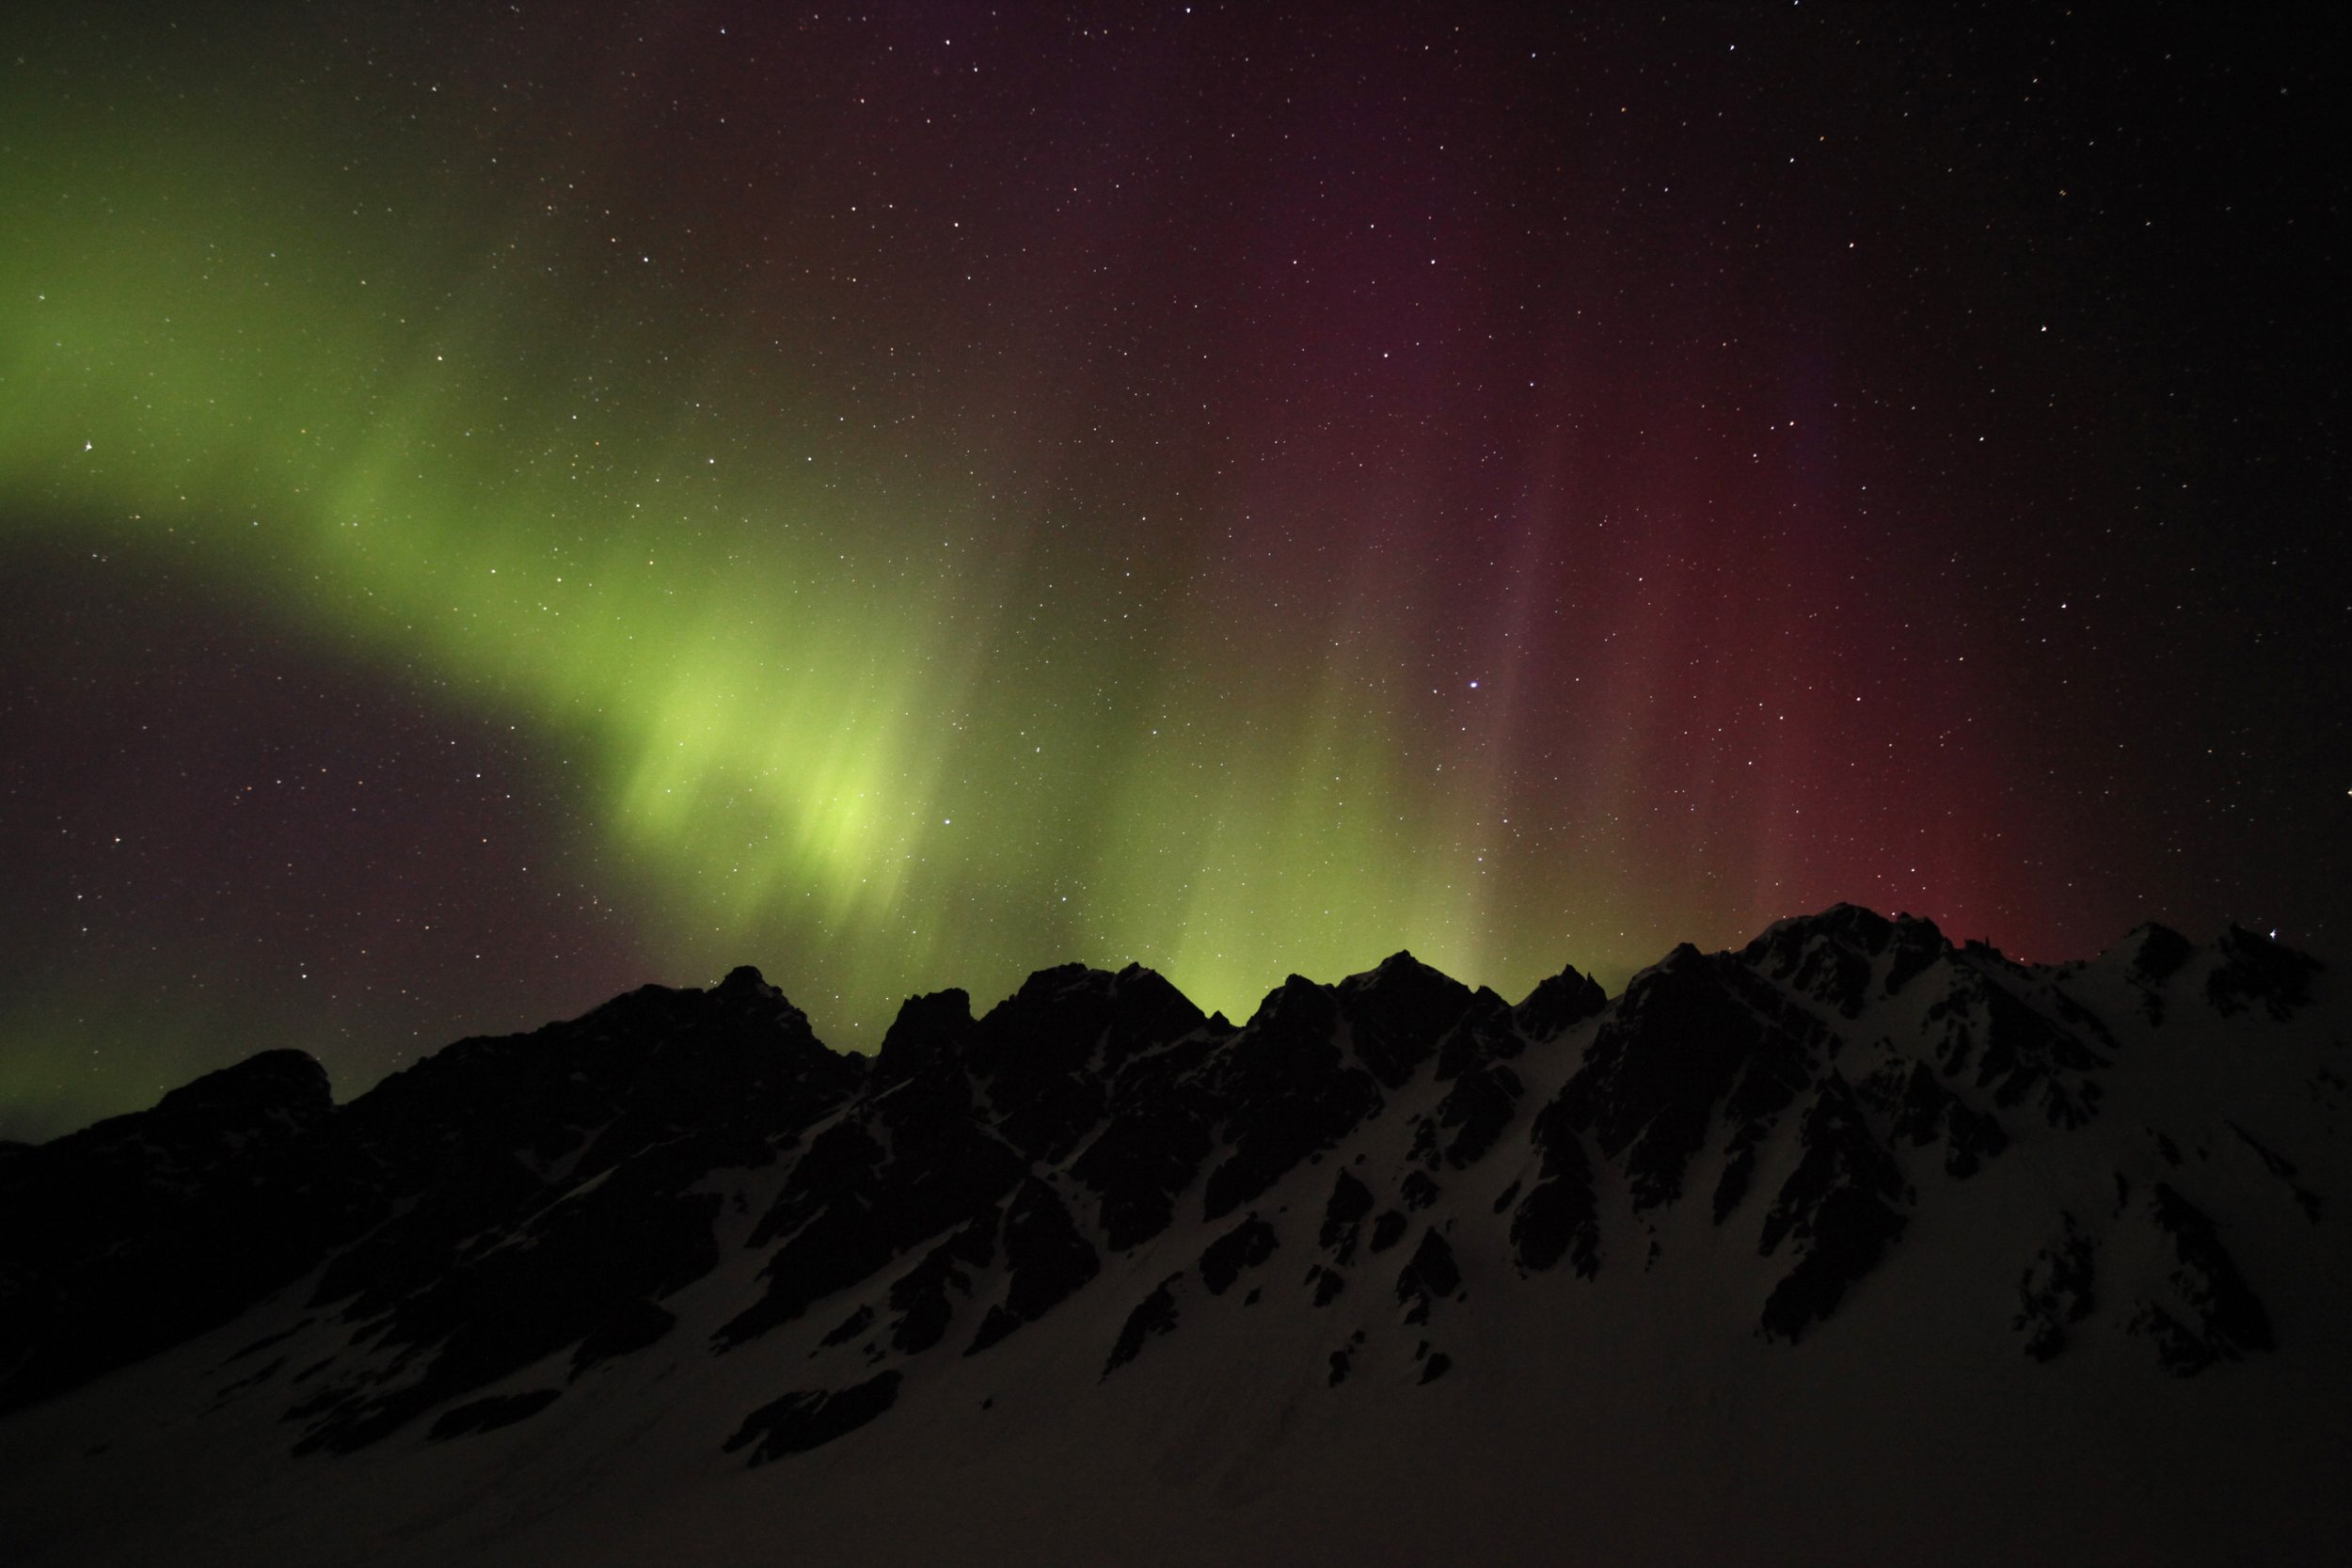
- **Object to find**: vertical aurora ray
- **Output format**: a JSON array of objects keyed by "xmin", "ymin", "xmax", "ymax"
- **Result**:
[
  {"xmin": 0, "ymin": 24, "xmax": 1578, "ymax": 1033},
  {"xmin": 6, "ymin": 3, "xmax": 2338, "ymax": 1136},
  {"xmin": 0, "ymin": 94, "xmax": 1000, "ymax": 1025},
  {"xmin": 0, "ymin": 67, "xmax": 1917, "ymax": 1032},
  {"xmin": 0, "ymin": 16, "xmax": 1934, "ymax": 1036}
]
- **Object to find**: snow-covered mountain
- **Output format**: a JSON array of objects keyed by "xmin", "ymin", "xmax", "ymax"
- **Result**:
[{"xmin": 2, "ymin": 906, "xmax": 2345, "ymax": 1565}]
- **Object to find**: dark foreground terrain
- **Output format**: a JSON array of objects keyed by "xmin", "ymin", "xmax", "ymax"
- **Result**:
[{"xmin": 2, "ymin": 907, "xmax": 2345, "ymax": 1566}]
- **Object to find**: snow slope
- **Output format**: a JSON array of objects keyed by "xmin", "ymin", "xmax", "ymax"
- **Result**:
[{"xmin": 2, "ymin": 907, "xmax": 2344, "ymax": 1566}]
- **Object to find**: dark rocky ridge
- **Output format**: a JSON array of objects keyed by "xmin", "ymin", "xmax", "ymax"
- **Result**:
[{"xmin": 0, "ymin": 907, "xmax": 2334, "ymax": 1466}]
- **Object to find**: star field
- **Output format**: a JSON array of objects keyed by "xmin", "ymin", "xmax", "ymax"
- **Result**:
[{"xmin": 1, "ymin": 2, "xmax": 2344, "ymax": 1138}]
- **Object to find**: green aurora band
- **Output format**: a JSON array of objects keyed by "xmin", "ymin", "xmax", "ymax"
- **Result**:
[
  {"xmin": 5, "ymin": 5, "xmax": 2344, "ymax": 1143},
  {"xmin": 0, "ymin": 63, "xmax": 1648, "ymax": 1048}
]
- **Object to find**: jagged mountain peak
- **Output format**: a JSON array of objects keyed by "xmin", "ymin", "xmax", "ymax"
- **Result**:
[
  {"xmin": 1250, "ymin": 969, "xmax": 1335, "ymax": 1020},
  {"xmin": 1340, "ymin": 947, "xmax": 1460, "ymax": 994},
  {"xmin": 1510, "ymin": 960, "xmax": 1606, "ymax": 1041},
  {"xmin": 2117, "ymin": 919, "xmax": 2196, "ymax": 970},
  {"xmin": 1740, "ymin": 903, "xmax": 1955, "ymax": 1013},
  {"xmin": 151, "ymin": 1046, "xmax": 333, "ymax": 1121},
  {"xmin": 2210, "ymin": 923, "xmax": 2325, "ymax": 1018},
  {"xmin": 874, "ymin": 988, "xmax": 974, "ymax": 1082},
  {"xmin": 714, "ymin": 962, "xmax": 778, "ymax": 994},
  {"xmin": 1, "ymin": 907, "xmax": 2344, "ymax": 1566},
  {"xmin": 1747, "ymin": 899, "xmax": 1946, "ymax": 952}
]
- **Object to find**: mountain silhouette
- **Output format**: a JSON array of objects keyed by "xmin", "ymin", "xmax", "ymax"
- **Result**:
[{"xmin": 1, "ymin": 907, "xmax": 2344, "ymax": 1566}]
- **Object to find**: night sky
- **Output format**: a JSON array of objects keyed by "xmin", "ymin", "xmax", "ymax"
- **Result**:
[{"xmin": 3, "ymin": 3, "xmax": 2344, "ymax": 1141}]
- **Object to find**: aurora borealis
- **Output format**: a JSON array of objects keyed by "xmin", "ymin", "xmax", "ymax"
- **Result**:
[{"xmin": 3, "ymin": 3, "xmax": 2344, "ymax": 1140}]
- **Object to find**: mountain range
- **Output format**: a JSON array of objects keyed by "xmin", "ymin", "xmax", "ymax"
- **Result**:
[{"xmin": 2, "ymin": 905, "xmax": 2344, "ymax": 1565}]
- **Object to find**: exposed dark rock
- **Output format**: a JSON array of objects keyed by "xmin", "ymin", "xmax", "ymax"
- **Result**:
[
  {"xmin": 1336, "ymin": 952, "xmax": 1474, "ymax": 1088},
  {"xmin": 426, "ymin": 1388, "xmax": 561, "ymax": 1442},
  {"xmin": 721, "ymin": 1201, "xmax": 895, "ymax": 1350},
  {"xmin": 6, "ymin": 903, "xmax": 2330, "ymax": 1467},
  {"xmin": 15, "ymin": 963, "xmax": 868, "ymax": 1452},
  {"xmin": 2207, "ymin": 927, "xmax": 2322, "ymax": 1021},
  {"xmin": 208, "ymin": 1356, "xmax": 287, "ymax": 1407},
  {"xmin": 1711, "ymin": 1124, "xmax": 1766, "ymax": 1224},
  {"xmin": 1200, "ymin": 976, "xmax": 1384, "ymax": 1221},
  {"xmin": 1757, "ymin": 1073, "xmax": 1910, "ymax": 1341},
  {"xmin": 964, "ymin": 964, "xmax": 1204, "ymax": 1165},
  {"xmin": 723, "ymin": 1084, "xmax": 1025, "ymax": 1348},
  {"xmin": 1744, "ymin": 906, "xmax": 1883, "ymax": 1018},
  {"xmin": 2129, "ymin": 1302, "xmax": 2223, "ymax": 1375},
  {"xmin": 295, "ymin": 1163, "xmax": 737, "ymax": 1453},
  {"xmin": 723, "ymin": 1371, "xmax": 902, "ymax": 1464},
  {"xmin": 2229, "ymin": 1122, "xmax": 2323, "ymax": 1220},
  {"xmin": 1419, "ymin": 1351, "xmax": 1453, "ymax": 1384},
  {"xmin": 1554, "ymin": 948, "xmax": 1821, "ymax": 1212},
  {"xmin": 2050, "ymin": 990, "xmax": 2124, "ymax": 1057},
  {"xmin": 1395, "ymin": 1229, "xmax": 1462, "ymax": 1308},
  {"xmin": 1319, "ymin": 1169, "xmax": 1375, "ymax": 1263},
  {"xmin": 572, "ymin": 1299, "xmax": 678, "ymax": 1376},
  {"xmin": 154, "ymin": 1049, "xmax": 336, "ymax": 1121},
  {"xmin": 1511, "ymin": 963, "xmax": 1608, "ymax": 1044},
  {"xmin": 743, "ymin": 1119, "xmax": 888, "ymax": 1253},
  {"xmin": 1436, "ymin": 987, "xmax": 1522, "ymax": 1079},
  {"xmin": 1883, "ymin": 915, "xmax": 1950, "ymax": 997},
  {"xmin": 2126, "ymin": 924, "xmax": 2196, "ymax": 987},
  {"xmin": 0, "ymin": 1048, "xmax": 357, "ymax": 1414},
  {"xmin": 1070, "ymin": 1092, "xmax": 1216, "ymax": 1252},
  {"xmin": 1199, "ymin": 1214, "xmax": 1279, "ymax": 1296},
  {"xmin": 2013, "ymin": 1214, "xmax": 2095, "ymax": 1360},
  {"xmin": 873, "ymin": 989, "xmax": 973, "ymax": 1085},
  {"xmin": 1925, "ymin": 967, "xmax": 2107, "ymax": 1131},
  {"xmin": 1758, "ymin": 1076, "xmax": 1901, "ymax": 1252},
  {"xmin": 2117, "ymin": 924, "xmax": 2195, "ymax": 1022},
  {"xmin": 2130, "ymin": 1183, "xmax": 2273, "ymax": 1373},
  {"xmin": 886, "ymin": 1216, "xmax": 997, "ymax": 1355},
  {"xmin": 1942, "ymin": 1101, "xmax": 2010, "ymax": 1180},
  {"xmin": 818, "ymin": 1305, "xmax": 875, "ymax": 1350},
  {"xmin": 1877, "ymin": 1061, "xmax": 2009, "ymax": 1180},
  {"xmin": 1103, "ymin": 1275, "xmax": 1184, "ymax": 1377},
  {"xmin": 966, "ymin": 1181, "xmax": 1099, "ymax": 1354},
  {"xmin": 1510, "ymin": 1099, "xmax": 1599, "ymax": 1278},
  {"xmin": 1427, "ymin": 1061, "xmax": 1524, "ymax": 1170},
  {"xmin": 219, "ymin": 1321, "xmax": 312, "ymax": 1368},
  {"xmin": 1741, "ymin": 905, "xmax": 1950, "ymax": 1013}
]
